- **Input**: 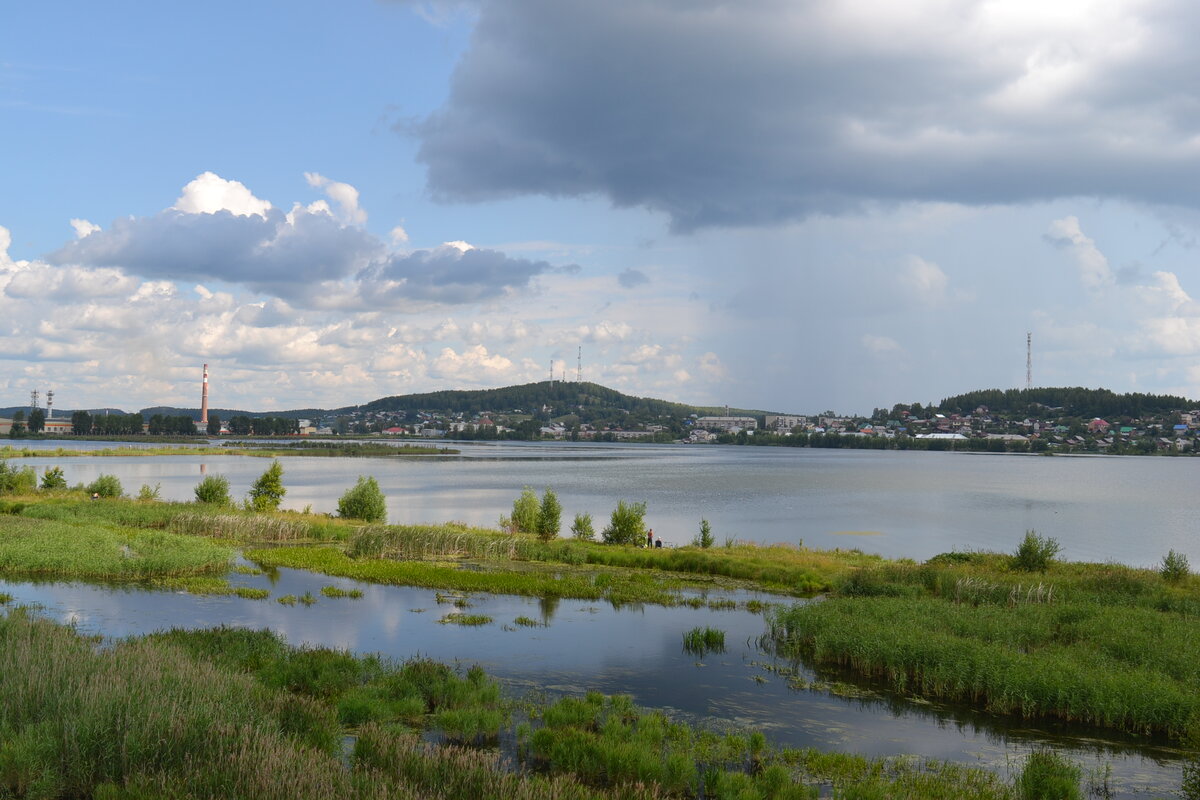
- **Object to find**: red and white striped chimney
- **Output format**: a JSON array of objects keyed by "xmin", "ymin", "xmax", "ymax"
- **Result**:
[{"xmin": 200, "ymin": 364, "xmax": 209, "ymax": 425}]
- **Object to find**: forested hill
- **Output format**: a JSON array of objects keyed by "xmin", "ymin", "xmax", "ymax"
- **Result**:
[
  {"xmin": 137, "ymin": 406, "xmax": 328, "ymax": 421},
  {"xmin": 356, "ymin": 381, "xmax": 764, "ymax": 420},
  {"xmin": 939, "ymin": 388, "xmax": 1197, "ymax": 419}
]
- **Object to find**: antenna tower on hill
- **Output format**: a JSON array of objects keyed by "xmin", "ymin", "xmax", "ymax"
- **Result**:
[
  {"xmin": 1026, "ymin": 332, "xmax": 1032, "ymax": 391},
  {"xmin": 30, "ymin": 390, "xmax": 39, "ymax": 411},
  {"xmin": 577, "ymin": 346, "xmax": 582, "ymax": 383}
]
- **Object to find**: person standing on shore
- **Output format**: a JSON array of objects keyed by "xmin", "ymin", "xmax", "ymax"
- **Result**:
[{"xmin": 647, "ymin": 528, "xmax": 654, "ymax": 548}]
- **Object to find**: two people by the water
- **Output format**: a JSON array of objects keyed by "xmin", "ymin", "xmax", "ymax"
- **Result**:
[{"xmin": 647, "ymin": 528, "xmax": 663, "ymax": 548}]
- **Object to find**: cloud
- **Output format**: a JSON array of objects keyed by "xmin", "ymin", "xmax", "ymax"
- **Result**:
[
  {"xmin": 305, "ymin": 172, "xmax": 368, "ymax": 226},
  {"xmin": 861, "ymin": 334, "xmax": 903, "ymax": 356},
  {"xmin": 617, "ymin": 268, "xmax": 649, "ymax": 289},
  {"xmin": 1046, "ymin": 215, "xmax": 1115, "ymax": 289},
  {"xmin": 47, "ymin": 172, "xmax": 572, "ymax": 309},
  {"xmin": 415, "ymin": 0, "xmax": 1200, "ymax": 230},
  {"xmin": 430, "ymin": 344, "xmax": 514, "ymax": 381},
  {"xmin": 901, "ymin": 256, "xmax": 949, "ymax": 303},
  {"xmin": 70, "ymin": 218, "xmax": 100, "ymax": 239},
  {"xmin": 173, "ymin": 171, "xmax": 271, "ymax": 217}
]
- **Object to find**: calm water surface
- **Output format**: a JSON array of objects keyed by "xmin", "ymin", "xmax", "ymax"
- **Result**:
[{"xmin": 15, "ymin": 440, "xmax": 1199, "ymax": 566}]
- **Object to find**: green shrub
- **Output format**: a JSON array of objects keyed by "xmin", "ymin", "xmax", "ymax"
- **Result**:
[
  {"xmin": 536, "ymin": 489, "xmax": 561, "ymax": 541},
  {"xmin": 510, "ymin": 487, "xmax": 540, "ymax": 534},
  {"xmin": 601, "ymin": 500, "xmax": 647, "ymax": 545},
  {"xmin": 570, "ymin": 512, "xmax": 595, "ymax": 541},
  {"xmin": 137, "ymin": 483, "xmax": 162, "ymax": 501},
  {"xmin": 247, "ymin": 460, "xmax": 286, "ymax": 512},
  {"xmin": 87, "ymin": 473, "xmax": 124, "ymax": 498},
  {"xmin": 1162, "ymin": 550, "xmax": 1191, "ymax": 583},
  {"xmin": 693, "ymin": 519, "xmax": 714, "ymax": 549},
  {"xmin": 0, "ymin": 460, "xmax": 37, "ymax": 494},
  {"xmin": 1016, "ymin": 750, "xmax": 1081, "ymax": 800},
  {"xmin": 194, "ymin": 474, "xmax": 231, "ymax": 506},
  {"xmin": 1012, "ymin": 530, "xmax": 1060, "ymax": 572},
  {"xmin": 40, "ymin": 466, "xmax": 67, "ymax": 490},
  {"xmin": 337, "ymin": 476, "xmax": 387, "ymax": 523}
]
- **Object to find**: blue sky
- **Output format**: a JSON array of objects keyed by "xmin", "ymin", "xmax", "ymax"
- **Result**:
[{"xmin": 6, "ymin": 1, "xmax": 1200, "ymax": 414}]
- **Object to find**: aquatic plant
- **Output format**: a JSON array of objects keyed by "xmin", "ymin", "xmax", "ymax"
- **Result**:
[
  {"xmin": 1015, "ymin": 750, "xmax": 1082, "ymax": 800},
  {"xmin": 1012, "ymin": 530, "xmax": 1060, "ymax": 572},
  {"xmin": 234, "ymin": 587, "xmax": 270, "ymax": 600},
  {"xmin": 193, "ymin": 474, "xmax": 232, "ymax": 506},
  {"xmin": 439, "ymin": 614, "xmax": 492, "ymax": 626},
  {"xmin": 277, "ymin": 594, "xmax": 297, "ymax": 606},
  {"xmin": 337, "ymin": 476, "xmax": 387, "ymax": 523},
  {"xmin": 682, "ymin": 626, "xmax": 726, "ymax": 655},
  {"xmin": 299, "ymin": 591, "xmax": 318, "ymax": 606},
  {"xmin": 320, "ymin": 585, "xmax": 363, "ymax": 599},
  {"xmin": 513, "ymin": 616, "xmax": 541, "ymax": 627}
]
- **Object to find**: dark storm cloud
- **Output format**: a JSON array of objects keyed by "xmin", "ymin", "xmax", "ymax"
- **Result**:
[{"xmin": 414, "ymin": 0, "xmax": 1200, "ymax": 230}]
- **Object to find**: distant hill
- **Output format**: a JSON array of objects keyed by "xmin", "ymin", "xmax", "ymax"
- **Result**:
[
  {"xmin": 356, "ymin": 381, "xmax": 771, "ymax": 421},
  {"xmin": 939, "ymin": 387, "xmax": 1198, "ymax": 419}
]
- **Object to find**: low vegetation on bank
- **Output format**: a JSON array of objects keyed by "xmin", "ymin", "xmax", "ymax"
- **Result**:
[
  {"xmin": 765, "ymin": 532, "xmax": 1200, "ymax": 741},
  {"xmin": 0, "ymin": 611, "xmax": 1047, "ymax": 800}
]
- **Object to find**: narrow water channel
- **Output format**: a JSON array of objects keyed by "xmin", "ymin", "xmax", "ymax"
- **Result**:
[{"xmin": 0, "ymin": 564, "xmax": 1184, "ymax": 797}]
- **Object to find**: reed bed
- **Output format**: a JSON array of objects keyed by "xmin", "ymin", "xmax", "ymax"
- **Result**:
[
  {"xmin": 766, "ymin": 596, "xmax": 1200, "ymax": 738},
  {"xmin": 0, "ymin": 515, "xmax": 232, "ymax": 580},
  {"xmin": 169, "ymin": 511, "xmax": 349, "ymax": 542}
]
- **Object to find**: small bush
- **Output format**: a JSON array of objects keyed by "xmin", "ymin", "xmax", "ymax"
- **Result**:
[
  {"xmin": 510, "ymin": 487, "xmax": 540, "ymax": 534},
  {"xmin": 1016, "ymin": 750, "xmax": 1081, "ymax": 800},
  {"xmin": 1162, "ymin": 550, "xmax": 1191, "ymax": 583},
  {"xmin": 87, "ymin": 473, "xmax": 124, "ymax": 499},
  {"xmin": 536, "ymin": 489, "xmax": 561, "ymax": 541},
  {"xmin": 247, "ymin": 460, "xmax": 286, "ymax": 512},
  {"xmin": 601, "ymin": 500, "xmax": 647, "ymax": 545},
  {"xmin": 137, "ymin": 483, "xmax": 162, "ymax": 501},
  {"xmin": 1012, "ymin": 530, "xmax": 1060, "ymax": 572},
  {"xmin": 337, "ymin": 476, "xmax": 387, "ymax": 523},
  {"xmin": 194, "ymin": 474, "xmax": 232, "ymax": 506},
  {"xmin": 693, "ymin": 518, "xmax": 715, "ymax": 549},
  {"xmin": 0, "ymin": 460, "xmax": 38, "ymax": 495},
  {"xmin": 570, "ymin": 512, "xmax": 595, "ymax": 541},
  {"xmin": 40, "ymin": 466, "xmax": 67, "ymax": 490}
]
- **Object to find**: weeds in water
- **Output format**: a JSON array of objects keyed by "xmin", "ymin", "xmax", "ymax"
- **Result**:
[
  {"xmin": 320, "ymin": 585, "xmax": 364, "ymax": 599},
  {"xmin": 513, "ymin": 616, "xmax": 541, "ymax": 627},
  {"xmin": 299, "ymin": 591, "xmax": 317, "ymax": 606},
  {"xmin": 1015, "ymin": 750, "xmax": 1082, "ymax": 800},
  {"xmin": 277, "ymin": 594, "xmax": 297, "ymax": 606},
  {"xmin": 233, "ymin": 565, "xmax": 264, "ymax": 575},
  {"xmin": 682, "ymin": 626, "xmax": 726, "ymax": 656},
  {"xmin": 233, "ymin": 587, "xmax": 270, "ymax": 600},
  {"xmin": 0, "ymin": 591, "xmax": 12, "ymax": 604},
  {"xmin": 439, "ymin": 614, "xmax": 492, "ymax": 626}
]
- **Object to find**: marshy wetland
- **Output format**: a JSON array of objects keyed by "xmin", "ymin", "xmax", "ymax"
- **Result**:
[{"xmin": 1, "ymin": 445, "xmax": 1198, "ymax": 798}]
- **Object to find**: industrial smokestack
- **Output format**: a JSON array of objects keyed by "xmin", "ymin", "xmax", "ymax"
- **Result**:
[{"xmin": 201, "ymin": 364, "xmax": 209, "ymax": 426}]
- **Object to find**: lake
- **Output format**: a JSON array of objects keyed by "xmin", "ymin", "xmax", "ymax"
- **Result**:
[{"xmin": 11, "ymin": 440, "xmax": 1198, "ymax": 567}]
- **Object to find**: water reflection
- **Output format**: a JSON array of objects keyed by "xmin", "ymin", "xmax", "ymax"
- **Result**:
[{"xmin": 0, "ymin": 570, "xmax": 1183, "ymax": 797}]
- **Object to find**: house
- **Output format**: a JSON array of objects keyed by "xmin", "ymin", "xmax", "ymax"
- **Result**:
[{"xmin": 1087, "ymin": 418, "xmax": 1111, "ymax": 434}]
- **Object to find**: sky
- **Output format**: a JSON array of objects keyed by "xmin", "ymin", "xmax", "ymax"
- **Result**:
[{"xmin": 6, "ymin": 0, "xmax": 1200, "ymax": 414}]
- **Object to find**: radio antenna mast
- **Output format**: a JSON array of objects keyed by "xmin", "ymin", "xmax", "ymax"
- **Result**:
[
  {"xmin": 577, "ymin": 346, "xmax": 582, "ymax": 383},
  {"xmin": 1026, "ymin": 332, "xmax": 1032, "ymax": 391}
]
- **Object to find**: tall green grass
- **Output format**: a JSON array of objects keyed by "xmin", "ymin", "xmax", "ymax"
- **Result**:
[
  {"xmin": 0, "ymin": 515, "xmax": 231, "ymax": 580},
  {"xmin": 766, "ymin": 595, "xmax": 1200, "ymax": 738}
]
